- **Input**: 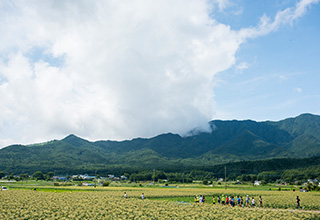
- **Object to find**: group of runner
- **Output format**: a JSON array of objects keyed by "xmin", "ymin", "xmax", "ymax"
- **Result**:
[
  {"xmin": 194, "ymin": 194, "xmax": 265, "ymax": 208},
  {"xmin": 124, "ymin": 192, "xmax": 301, "ymax": 209}
]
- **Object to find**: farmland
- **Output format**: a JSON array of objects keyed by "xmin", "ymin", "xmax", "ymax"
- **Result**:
[{"xmin": 1, "ymin": 186, "xmax": 320, "ymax": 219}]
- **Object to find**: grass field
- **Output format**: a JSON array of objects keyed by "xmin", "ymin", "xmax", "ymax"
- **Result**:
[{"xmin": 1, "ymin": 183, "xmax": 320, "ymax": 219}]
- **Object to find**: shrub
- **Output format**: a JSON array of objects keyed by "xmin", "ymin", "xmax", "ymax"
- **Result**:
[{"xmin": 102, "ymin": 182, "xmax": 110, "ymax": 187}]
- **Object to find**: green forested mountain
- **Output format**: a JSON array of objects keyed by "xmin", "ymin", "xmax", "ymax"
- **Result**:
[{"xmin": 0, "ymin": 113, "xmax": 320, "ymax": 175}]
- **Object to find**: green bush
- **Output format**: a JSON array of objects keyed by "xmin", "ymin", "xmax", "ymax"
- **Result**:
[{"xmin": 102, "ymin": 182, "xmax": 110, "ymax": 187}]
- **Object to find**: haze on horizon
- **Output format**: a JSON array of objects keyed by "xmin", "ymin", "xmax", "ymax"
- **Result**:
[{"xmin": 0, "ymin": 0, "xmax": 319, "ymax": 148}]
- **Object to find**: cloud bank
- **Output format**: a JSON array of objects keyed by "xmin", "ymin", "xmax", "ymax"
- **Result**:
[{"xmin": 0, "ymin": 0, "xmax": 318, "ymax": 147}]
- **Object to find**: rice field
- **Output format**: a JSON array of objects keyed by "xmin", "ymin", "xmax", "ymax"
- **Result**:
[{"xmin": 1, "ymin": 187, "xmax": 320, "ymax": 219}]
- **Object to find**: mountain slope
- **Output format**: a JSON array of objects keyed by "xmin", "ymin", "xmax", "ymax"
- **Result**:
[{"xmin": 1, "ymin": 113, "xmax": 320, "ymax": 174}]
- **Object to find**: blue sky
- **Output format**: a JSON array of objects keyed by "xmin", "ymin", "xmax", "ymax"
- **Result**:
[
  {"xmin": 0, "ymin": 0, "xmax": 319, "ymax": 147},
  {"xmin": 212, "ymin": 0, "xmax": 320, "ymax": 121}
]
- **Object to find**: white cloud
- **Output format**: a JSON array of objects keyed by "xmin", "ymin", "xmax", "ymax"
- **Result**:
[
  {"xmin": 211, "ymin": 0, "xmax": 230, "ymax": 11},
  {"xmin": 294, "ymin": 87, "xmax": 303, "ymax": 93},
  {"xmin": 0, "ymin": 0, "xmax": 241, "ymax": 147},
  {"xmin": 238, "ymin": 0, "xmax": 319, "ymax": 40},
  {"xmin": 235, "ymin": 62, "xmax": 249, "ymax": 72},
  {"xmin": 0, "ymin": 0, "xmax": 318, "ymax": 147},
  {"xmin": 279, "ymin": 75, "xmax": 289, "ymax": 81}
]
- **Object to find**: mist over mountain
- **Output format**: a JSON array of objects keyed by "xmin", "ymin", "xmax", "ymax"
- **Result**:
[{"xmin": 1, "ymin": 113, "xmax": 320, "ymax": 174}]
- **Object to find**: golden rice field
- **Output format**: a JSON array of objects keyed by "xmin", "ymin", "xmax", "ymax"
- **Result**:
[{"xmin": 1, "ymin": 187, "xmax": 320, "ymax": 219}]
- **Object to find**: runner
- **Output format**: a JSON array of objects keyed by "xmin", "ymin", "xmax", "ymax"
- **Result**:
[
  {"xmin": 252, "ymin": 197, "xmax": 255, "ymax": 207},
  {"xmin": 212, "ymin": 196, "xmax": 216, "ymax": 205},
  {"xmin": 199, "ymin": 195, "xmax": 203, "ymax": 203},
  {"xmin": 246, "ymin": 195, "xmax": 250, "ymax": 207},
  {"xmin": 296, "ymin": 196, "xmax": 301, "ymax": 209},
  {"xmin": 221, "ymin": 195, "xmax": 225, "ymax": 205},
  {"xmin": 237, "ymin": 196, "xmax": 241, "ymax": 206},
  {"xmin": 240, "ymin": 196, "xmax": 244, "ymax": 207},
  {"xmin": 217, "ymin": 196, "xmax": 221, "ymax": 205},
  {"xmin": 259, "ymin": 196, "xmax": 264, "ymax": 208},
  {"xmin": 141, "ymin": 193, "xmax": 144, "ymax": 200},
  {"xmin": 124, "ymin": 192, "xmax": 127, "ymax": 199}
]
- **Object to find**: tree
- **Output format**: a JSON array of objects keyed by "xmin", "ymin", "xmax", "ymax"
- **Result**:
[
  {"xmin": 155, "ymin": 171, "xmax": 167, "ymax": 181},
  {"xmin": 33, "ymin": 171, "xmax": 45, "ymax": 180},
  {"xmin": 261, "ymin": 180, "xmax": 267, "ymax": 185},
  {"xmin": 45, "ymin": 172, "xmax": 54, "ymax": 181},
  {"xmin": 7, "ymin": 173, "xmax": 14, "ymax": 180},
  {"xmin": 0, "ymin": 171, "xmax": 5, "ymax": 179},
  {"xmin": 102, "ymin": 181, "xmax": 110, "ymax": 187},
  {"xmin": 47, "ymin": 172, "xmax": 54, "ymax": 178},
  {"xmin": 20, "ymin": 173, "xmax": 29, "ymax": 182},
  {"xmin": 228, "ymin": 173, "xmax": 237, "ymax": 181},
  {"xmin": 307, "ymin": 182, "xmax": 314, "ymax": 191}
]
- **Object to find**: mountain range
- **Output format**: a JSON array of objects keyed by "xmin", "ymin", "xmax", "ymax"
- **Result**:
[{"xmin": 1, "ymin": 113, "xmax": 320, "ymax": 174}]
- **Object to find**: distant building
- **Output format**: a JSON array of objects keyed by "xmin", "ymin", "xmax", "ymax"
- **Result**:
[
  {"xmin": 254, "ymin": 180, "xmax": 261, "ymax": 186},
  {"xmin": 71, "ymin": 174, "xmax": 95, "ymax": 180},
  {"xmin": 53, "ymin": 176, "xmax": 67, "ymax": 181}
]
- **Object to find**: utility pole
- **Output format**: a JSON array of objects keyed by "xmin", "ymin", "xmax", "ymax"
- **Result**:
[
  {"xmin": 153, "ymin": 169, "xmax": 155, "ymax": 188},
  {"xmin": 53, "ymin": 170, "xmax": 56, "ymax": 186},
  {"xmin": 182, "ymin": 173, "xmax": 184, "ymax": 184},
  {"xmin": 225, "ymin": 166, "xmax": 227, "ymax": 190}
]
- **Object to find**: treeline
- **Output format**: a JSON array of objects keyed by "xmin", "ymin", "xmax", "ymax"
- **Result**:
[
  {"xmin": 127, "ymin": 157, "xmax": 320, "ymax": 183},
  {"xmin": 126, "ymin": 166, "xmax": 320, "ymax": 184},
  {"xmin": 0, "ymin": 171, "xmax": 54, "ymax": 181},
  {"xmin": 1, "ymin": 166, "xmax": 320, "ymax": 185},
  {"xmin": 1, "ymin": 157, "xmax": 320, "ymax": 184}
]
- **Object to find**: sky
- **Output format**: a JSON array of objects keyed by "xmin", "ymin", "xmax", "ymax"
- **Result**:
[{"xmin": 0, "ymin": 0, "xmax": 319, "ymax": 147}]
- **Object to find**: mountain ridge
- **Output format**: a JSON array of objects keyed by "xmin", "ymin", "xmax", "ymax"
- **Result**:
[{"xmin": 1, "ymin": 113, "xmax": 320, "ymax": 174}]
